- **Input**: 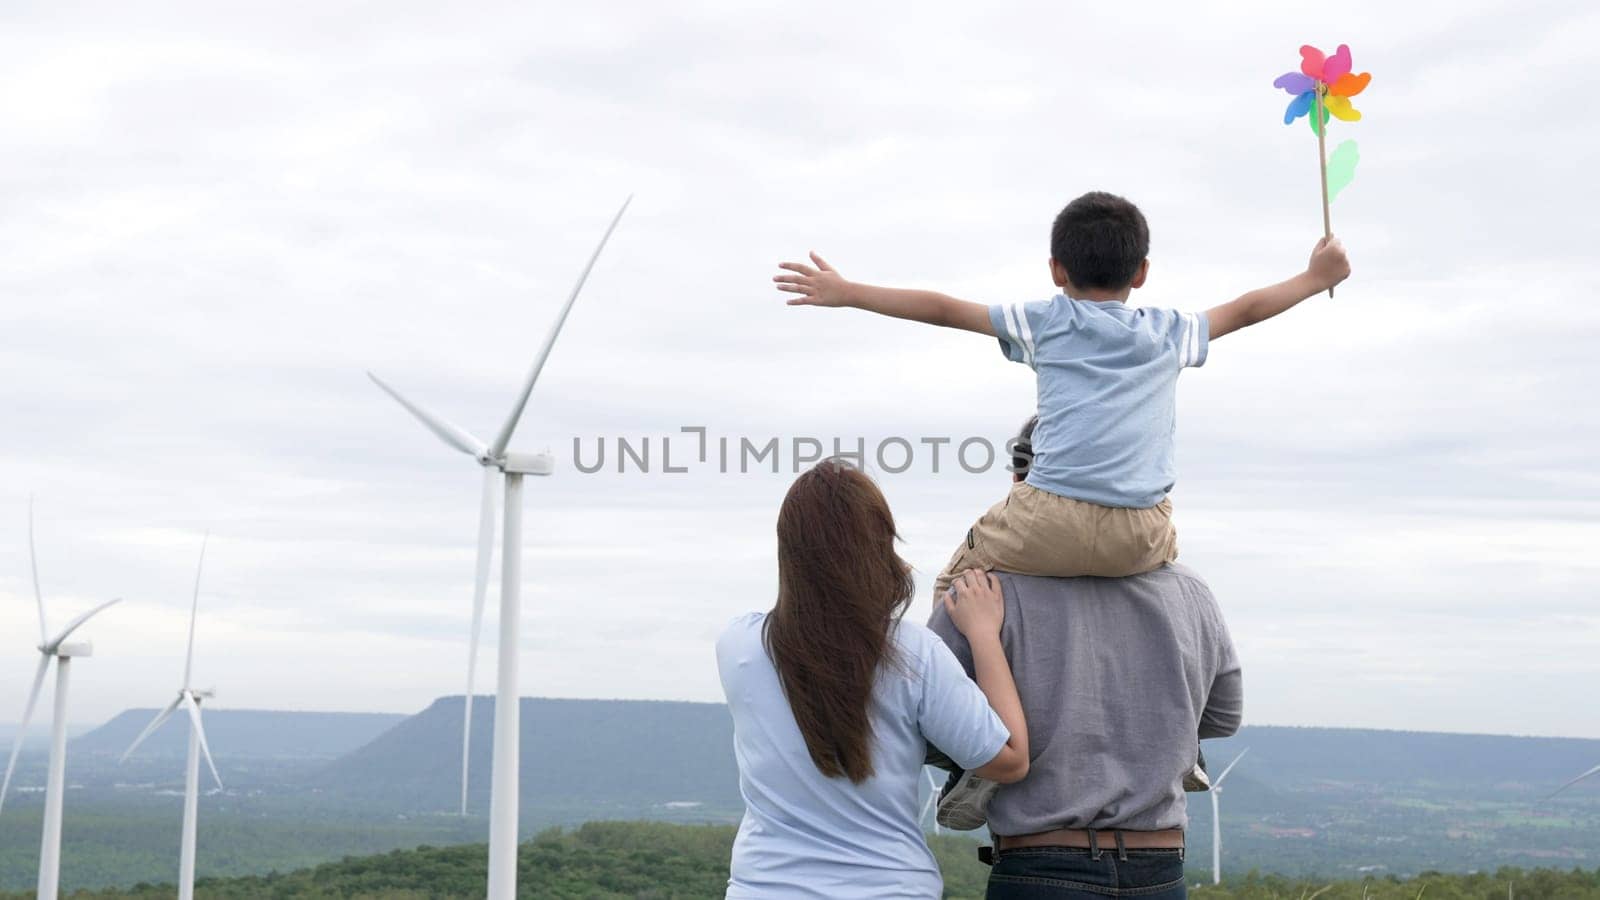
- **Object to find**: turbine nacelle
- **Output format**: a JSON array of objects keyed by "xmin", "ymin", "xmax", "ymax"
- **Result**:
[
  {"xmin": 49, "ymin": 641, "xmax": 93, "ymax": 658},
  {"xmin": 503, "ymin": 451, "xmax": 555, "ymax": 476}
]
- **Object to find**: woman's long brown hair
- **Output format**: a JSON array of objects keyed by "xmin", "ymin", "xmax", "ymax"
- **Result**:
[{"xmin": 763, "ymin": 460, "xmax": 916, "ymax": 783}]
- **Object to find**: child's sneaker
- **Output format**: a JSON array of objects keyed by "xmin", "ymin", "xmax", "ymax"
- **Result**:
[
  {"xmin": 936, "ymin": 768, "xmax": 999, "ymax": 831},
  {"xmin": 1183, "ymin": 747, "xmax": 1210, "ymax": 792}
]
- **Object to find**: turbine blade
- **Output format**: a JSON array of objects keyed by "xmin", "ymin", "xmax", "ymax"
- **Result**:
[
  {"xmin": 1214, "ymin": 747, "xmax": 1250, "ymax": 786},
  {"xmin": 367, "ymin": 372, "xmax": 489, "ymax": 459},
  {"xmin": 183, "ymin": 695, "xmax": 224, "ymax": 791},
  {"xmin": 1545, "ymin": 763, "xmax": 1600, "ymax": 801},
  {"xmin": 920, "ymin": 769, "xmax": 942, "ymax": 826},
  {"xmin": 461, "ymin": 467, "xmax": 499, "ymax": 815},
  {"xmin": 183, "ymin": 534, "xmax": 208, "ymax": 691},
  {"xmin": 489, "ymin": 196, "xmax": 632, "ymax": 458},
  {"xmin": 43, "ymin": 597, "xmax": 122, "ymax": 652},
  {"xmin": 119, "ymin": 696, "xmax": 183, "ymax": 762},
  {"xmin": 0, "ymin": 655, "xmax": 51, "ymax": 816},
  {"xmin": 29, "ymin": 497, "xmax": 46, "ymax": 644}
]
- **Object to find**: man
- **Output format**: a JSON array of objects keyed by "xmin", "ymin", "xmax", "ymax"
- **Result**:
[{"xmin": 925, "ymin": 416, "xmax": 1243, "ymax": 898}]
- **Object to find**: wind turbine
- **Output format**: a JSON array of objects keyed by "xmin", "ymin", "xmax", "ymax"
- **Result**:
[
  {"xmin": 0, "ymin": 501, "xmax": 121, "ymax": 899},
  {"xmin": 1209, "ymin": 747, "xmax": 1249, "ymax": 886},
  {"xmin": 1544, "ymin": 762, "xmax": 1600, "ymax": 801},
  {"xmin": 368, "ymin": 197, "xmax": 630, "ymax": 900},
  {"xmin": 919, "ymin": 768, "xmax": 943, "ymax": 836},
  {"xmin": 117, "ymin": 535, "xmax": 224, "ymax": 900}
]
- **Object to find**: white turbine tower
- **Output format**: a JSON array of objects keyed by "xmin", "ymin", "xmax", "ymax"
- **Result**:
[
  {"xmin": 1544, "ymin": 762, "xmax": 1600, "ymax": 801},
  {"xmin": 117, "ymin": 535, "xmax": 224, "ymax": 900},
  {"xmin": 0, "ymin": 501, "xmax": 121, "ymax": 899},
  {"xmin": 919, "ymin": 768, "xmax": 943, "ymax": 836},
  {"xmin": 1209, "ymin": 747, "xmax": 1249, "ymax": 886},
  {"xmin": 368, "ymin": 197, "xmax": 630, "ymax": 900}
]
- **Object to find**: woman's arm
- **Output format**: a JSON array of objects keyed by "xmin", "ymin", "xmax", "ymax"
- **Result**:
[{"xmin": 944, "ymin": 570, "xmax": 1030, "ymax": 783}]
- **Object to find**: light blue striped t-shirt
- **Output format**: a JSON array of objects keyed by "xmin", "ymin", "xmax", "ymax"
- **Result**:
[
  {"xmin": 989, "ymin": 297, "xmax": 1208, "ymax": 508},
  {"xmin": 717, "ymin": 612, "xmax": 1009, "ymax": 899}
]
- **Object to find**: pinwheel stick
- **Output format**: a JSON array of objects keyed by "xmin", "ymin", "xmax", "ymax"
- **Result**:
[{"xmin": 1314, "ymin": 87, "xmax": 1335, "ymax": 298}]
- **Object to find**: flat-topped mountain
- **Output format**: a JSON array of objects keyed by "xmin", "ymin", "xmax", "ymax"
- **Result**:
[{"xmin": 73, "ymin": 708, "xmax": 407, "ymax": 760}]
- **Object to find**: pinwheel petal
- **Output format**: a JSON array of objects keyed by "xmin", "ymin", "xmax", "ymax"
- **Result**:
[
  {"xmin": 1323, "ymin": 44, "xmax": 1352, "ymax": 82},
  {"xmin": 1274, "ymin": 72, "xmax": 1317, "ymax": 95},
  {"xmin": 1330, "ymin": 71, "xmax": 1371, "ymax": 97},
  {"xmin": 1300, "ymin": 45, "xmax": 1327, "ymax": 80},
  {"xmin": 1324, "ymin": 95, "xmax": 1361, "ymax": 122},
  {"xmin": 1307, "ymin": 104, "xmax": 1331, "ymax": 135},
  {"xmin": 1326, "ymin": 140, "xmax": 1359, "ymax": 201},
  {"xmin": 1284, "ymin": 91, "xmax": 1314, "ymax": 124}
]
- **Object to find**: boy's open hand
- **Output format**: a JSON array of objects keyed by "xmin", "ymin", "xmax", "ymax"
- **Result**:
[
  {"xmin": 1308, "ymin": 235, "xmax": 1351, "ymax": 292},
  {"xmin": 945, "ymin": 569, "xmax": 1005, "ymax": 640},
  {"xmin": 774, "ymin": 252, "xmax": 852, "ymax": 307}
]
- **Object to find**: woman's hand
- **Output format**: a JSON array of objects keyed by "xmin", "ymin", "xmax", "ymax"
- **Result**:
[
  {"xmin": 949, "ymin": 568, "xmax": 1029, "ymax": 783},
  {"xmin": 944, "ymin": 569, "xmax": 1004, "ymax": 640}
]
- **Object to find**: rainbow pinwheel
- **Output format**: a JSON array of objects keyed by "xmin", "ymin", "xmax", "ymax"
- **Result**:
[
  {"xmin": 1271, "ymin": 43, "xmax": 1372, "ymax": 295},
  {"xmin": 1275, "ymin": 44, "xmax": 1371, "ymax": 134}
]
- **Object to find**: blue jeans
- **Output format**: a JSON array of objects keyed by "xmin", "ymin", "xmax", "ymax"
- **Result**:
[{"xmin": 986, "ymin": 846, "xmax": 1188, "ymax": 900}]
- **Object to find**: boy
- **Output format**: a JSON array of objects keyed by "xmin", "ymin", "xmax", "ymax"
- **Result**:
[{"xmin": 775, "ymin": 191, "xmax": 1349, "ymax": 597}]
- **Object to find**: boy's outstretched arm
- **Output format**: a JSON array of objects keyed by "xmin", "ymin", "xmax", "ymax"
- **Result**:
[
  {"xmin": 774, "ymin": 252, "xmax": 995, "ymax": 336},
  {"xmin": 1206, "ymin": 236, "xmax": 1351, "ymax": 340}
]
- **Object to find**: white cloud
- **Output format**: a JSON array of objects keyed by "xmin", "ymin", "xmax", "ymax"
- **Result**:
[{"xmin": 1, "ymin": 0, "xmax": 1597, "ymax": 740}]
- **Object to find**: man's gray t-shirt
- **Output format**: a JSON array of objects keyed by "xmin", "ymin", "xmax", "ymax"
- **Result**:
[{"xmin": 927, "ymin": 564, "xmax": 1243, "ymax": 834}]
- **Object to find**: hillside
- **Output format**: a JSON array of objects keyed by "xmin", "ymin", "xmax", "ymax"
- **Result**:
[
  {"xmin": 312, "ymin": 697, "xmax": 743, "ymax": 818},
  {"xmin": 1199, "ymin": 727, "xmax": 1600, "ymax": 788},
  {"xmin": 0, "ymin": 821, "xmax": 1595, "ymax": 899},
  {"xmin": 3, "ymin": 699, "xmax": 1595, "ymax": 891},
  {"xmin": 301, "ymin": 701, "xmax": 1599, "ymax": 877}
]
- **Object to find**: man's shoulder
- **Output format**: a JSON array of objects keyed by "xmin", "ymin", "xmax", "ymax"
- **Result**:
[
  {"xmin": 1155, "ymin": 561, "xmax": 1215, "ymax": 595},
  {"xmin": 993, "ymin": 564, "xmax": 1213, "ymax": 597}
]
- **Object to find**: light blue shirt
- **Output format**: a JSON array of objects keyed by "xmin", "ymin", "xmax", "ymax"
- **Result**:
[
  {"xmin": 989, "ymin": 297, "xmax": 1209, "ymax": 508},
  {"xmin": 716, "ymin": 612, "xmax": 1009, "ymax": 899}
]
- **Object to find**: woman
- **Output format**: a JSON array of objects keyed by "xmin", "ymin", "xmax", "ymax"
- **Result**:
[{"xmin": 717, "ymin": 460, "xmax": 1030, "ymax": 898}]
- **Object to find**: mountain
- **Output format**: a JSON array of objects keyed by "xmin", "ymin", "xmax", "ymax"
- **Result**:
[
  {"xmin": 73, "ymin": 708, "xmax": 408, "ymax": 760},
  {"xmin": 1200, "ymin": 727, "xmax": 1600, "ymax": 789},
  {"xmin": 2, "ymin": 699, "xmax": 1596, "ymax": 889},
  {"xmin": 313, "ymin": 697, "xmax": 743, "ymax": 819},
  {"xmin": 304, "ymin": 700, "xmax": 1599, "ymax": 876}
]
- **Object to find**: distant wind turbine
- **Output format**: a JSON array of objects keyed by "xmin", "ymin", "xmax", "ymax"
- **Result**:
[
  {"xmin": 919, "ymin": 768, "xmax": 943, "ymax": 836},
  {"xmin": 1544, "ymin": 763, "xmax": 1600, "ymax": 801},
  {"xmin": 368, "ymin": 197, "xmax": 630, "ymax": 900},
  {"xmin": 0, "ymin": 500, "xmax": 121, "ymax": 899},
  {"xmin": 1210, "ymin": 747, "xmax": 1250, "ymax": 886},
  {"xmin": 117, "ymin": 535, "xmax": 224, "ymax": 900}
]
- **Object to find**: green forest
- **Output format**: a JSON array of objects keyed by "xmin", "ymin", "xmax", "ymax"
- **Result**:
[{"xmin": 3, "ymin": 821, "xmax": 1596, "ymax": 899}]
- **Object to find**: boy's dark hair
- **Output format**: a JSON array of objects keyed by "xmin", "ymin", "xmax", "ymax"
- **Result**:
[{"xmin": 1050, "ymin": 192, "xmax": 1150, "ymax": 291}]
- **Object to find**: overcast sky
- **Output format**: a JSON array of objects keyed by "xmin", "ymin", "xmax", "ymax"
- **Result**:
[{"xmin": 2, "ymin": 0, "xmax": 1596, "ymax": 740}]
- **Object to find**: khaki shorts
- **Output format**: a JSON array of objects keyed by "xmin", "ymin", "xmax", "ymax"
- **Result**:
[{"xmin": 933, "ymin": 481, "xmax": 1178, "ymax": 598}]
